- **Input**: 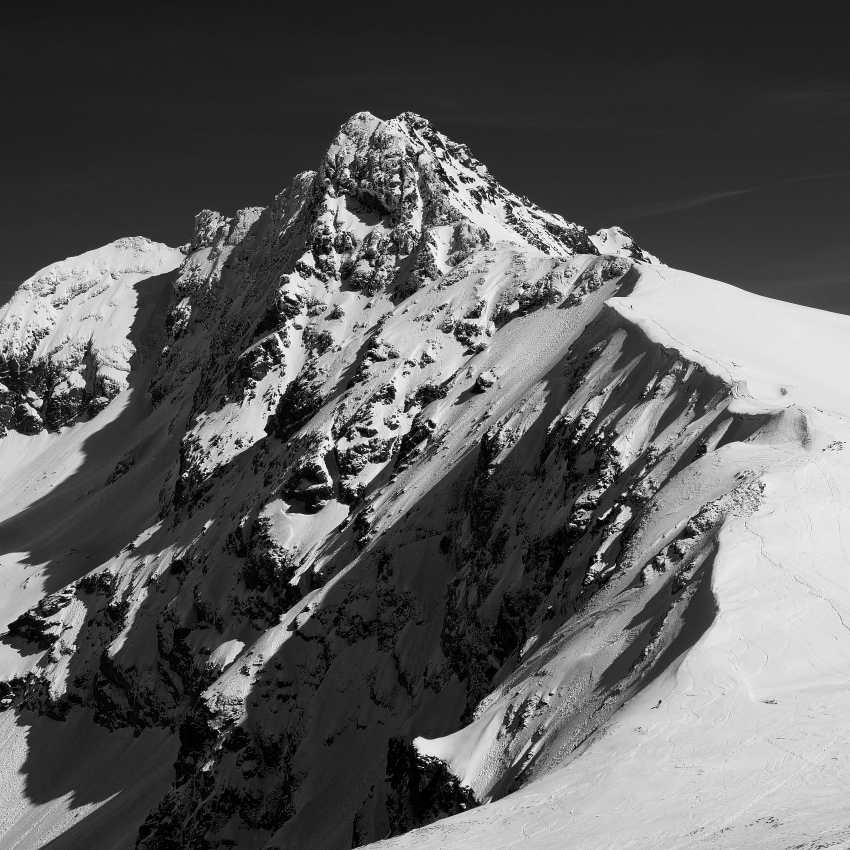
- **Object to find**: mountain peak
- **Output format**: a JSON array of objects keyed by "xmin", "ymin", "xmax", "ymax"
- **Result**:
[
  {"xmin": 0, "ymin": 113, "xmax": 658, "ymax": 442},
  {"xmin": 591, "ymin": 226, "xmax": 661, "ymax": 264},
  {"xmin": 0, "ymin": 238, "xmax": 182, "ymax": 435},
  {"xmin": 0, "ymin": 111, "xmax": 693, "ymax": 850},
  {"xmin": 303, "ymin": 110, "xmax": 610, "ymax": 300}
]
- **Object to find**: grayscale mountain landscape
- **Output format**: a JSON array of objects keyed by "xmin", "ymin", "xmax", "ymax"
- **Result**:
[{"xmin": 1, "ymin": 109, "xmax": 849, "ymax": 850}]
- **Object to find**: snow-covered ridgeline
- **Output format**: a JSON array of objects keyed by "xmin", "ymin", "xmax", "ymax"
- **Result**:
[{"xmin": 376, "ymin": 274, "xmax": 850, "ymax": 850}]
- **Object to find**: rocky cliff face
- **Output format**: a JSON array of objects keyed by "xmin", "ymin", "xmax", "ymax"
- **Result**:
[{"xmin": 1, "ymin": 112, "xmax": 816, "ymax": 850}]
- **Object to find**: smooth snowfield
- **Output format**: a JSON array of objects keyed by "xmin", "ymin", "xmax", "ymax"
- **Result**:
[
  {"xmin": 611, "ymin": 265, "xmax": 850, "ymax": 415},
  {"xmin": 378, "ymin": 268, "xmax": 850, "ymax": 849}
]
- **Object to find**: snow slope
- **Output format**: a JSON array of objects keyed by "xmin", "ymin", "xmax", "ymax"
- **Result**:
[
  {"xmin": 375, "ymin": 269, "xmax": 850, "ymax": 850},
  {"xmin": 1, "ymin": 112, "xmax": 848, "ymax": 850},
  {"xmin": 0, "ymin": 709, "xmax": 177, "ymax": 850},
  {"xmin": 610, "ymin": 265, "xmax": 850, "ymax": 415}
]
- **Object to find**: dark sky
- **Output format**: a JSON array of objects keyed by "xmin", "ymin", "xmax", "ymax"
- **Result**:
[{"xmin": 3, "ymin": 2, "xmax": 849, "ymax": 312}]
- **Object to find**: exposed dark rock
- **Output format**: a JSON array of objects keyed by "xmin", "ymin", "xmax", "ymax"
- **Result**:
[{"xmin": 385, "ymin": 737, "xmax": 478, "ymax": 837}]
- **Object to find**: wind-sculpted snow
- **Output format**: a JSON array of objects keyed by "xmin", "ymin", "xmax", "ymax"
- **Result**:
[{"xmin": 1, "ymin": 112, "xmax": 849, "ymax": 850}]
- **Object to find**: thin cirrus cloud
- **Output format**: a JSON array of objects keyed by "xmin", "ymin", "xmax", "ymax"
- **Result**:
[
  {"xmin": 616, "ymin": 189, "xmax": 754, "ymax": 220},
  {"xmin": 615, "ymin": 170, "xmax": 850, "ymax": 220}
]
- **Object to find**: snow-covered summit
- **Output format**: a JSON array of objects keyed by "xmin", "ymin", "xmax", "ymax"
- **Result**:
[
  {"xmin": 317, "ymin": 111, "xmax": 598, "ymax": 265},
  {"xmin": 0, "ymin": 237, "xmax": 182, "ymax": 434},
  {"xmin": 591, "ymin": 225, "xmax": 662, "ymax": 263}
]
